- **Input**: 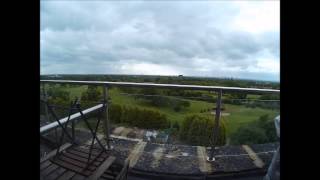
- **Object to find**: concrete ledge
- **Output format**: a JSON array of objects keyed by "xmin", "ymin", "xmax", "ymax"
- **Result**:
[{"xmin": 242, "ymin": 145, "xmax": 265, "ymax": 168}]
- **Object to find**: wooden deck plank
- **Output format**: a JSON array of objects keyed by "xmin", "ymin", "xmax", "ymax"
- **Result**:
[
  {"xmin": 40, "ymin": 160, "xmax": 52, "ymax": 171},
  {"xmin": 58, "ymin": 155, "xmax": 97, "ymax": 171},
  {"xmin": 103, "ymin": 169, "xmax": 119, "ymax": 176},
  {"xmin": 88, "ymin": 156, "xmax": 116, "ymax": 180},
  {"xmin": 101, "ymin": 173, "xmax": 117, "ymax": 179},
  {"xmin": 41, "ymin": 143, "xmax": 72, "ymax": 163},
  {"xmin": 56, "ymin": 171, "xmax": 76, "ymax": 180},
  {"xmin": 52, "ymin": 158, "xmax": 92, "ymax": 176},
  {"xmin": 98, "ymin": 178, "xmax": 107, "ymax": 180},
  {"xmin": 101, "ymin": 173, "xmax": 116, "ymax": 180},
  {"xmin": 41, "ymin": 163, "xmax": 59, "ymax": 178},
  {"xmin": 45, "ymin": 167, "xmax": 67, "ymax": 180},
  {"xmin": 71, "ymin": 174, "xmax": 86, "ymax": 180}
]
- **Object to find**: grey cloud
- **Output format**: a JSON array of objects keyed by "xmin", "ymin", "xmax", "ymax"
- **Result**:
[{"xmin": 41, "ymin": 1, "xmax": 279, "ymax": 81}]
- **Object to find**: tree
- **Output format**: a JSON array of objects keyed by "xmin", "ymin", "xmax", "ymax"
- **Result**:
[
  {"xmin": 173, "ymin": 99, "xmax": 190, "ymax": 112},
  {"xmin": 46, "ymin": 87, "xmax": 71, "ymax": 117},
  {"xmin": 179, "ymin": 114, "xmax": 226, "ymax": 146},
  {"xmin": 81, "ymin": 86, "xmax": 102, "ymax": 107},
  {"xmin": 172, "ymin": 121, "xmax": 180, "ymax": 131},
  {"xmin": 231, "ymin": 126, "xmax": 268, "ymax": 145},
  {"xmin": 230, "ymin": 114, "xmax": 278, "ymax": 145},
  {"xmin": 255, "ymin": 115, "xmax": 277, "ymax": 142},
  {"xmin": 260, "ymin": 94, "xmax": 280, "ymax": 100},
  {"xmin": 109, "ymin": 104, "xmax": 169, "ymax": 129},
  {"xmin": 109, "ymin": 104, "xmax": 122, "ymax": 123}
]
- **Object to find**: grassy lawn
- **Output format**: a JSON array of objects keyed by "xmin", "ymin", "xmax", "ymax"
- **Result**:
[
  {"xmin": 59, "ymin": 85, "xmax": 279, "ymax": 138},
  {"xmin": 109, "ymin": 88, "xmax": 279, "ymax": 137},
  {"xmin": 109, "ymin": 88, "xmax": 214, "ymax": 123},
  {"xmin": 222, "ymin": 104, "xmax": 278, "ymax": 136}
]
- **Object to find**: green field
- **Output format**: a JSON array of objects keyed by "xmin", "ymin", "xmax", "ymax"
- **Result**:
[{"xmin": 57, "ymin": 85, "xmax": 279, "ymax": 138}]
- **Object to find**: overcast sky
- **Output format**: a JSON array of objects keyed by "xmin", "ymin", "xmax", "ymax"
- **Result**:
[{"xmin": 40, "ymin": 1, "xmax": 279, "ymax": 82}]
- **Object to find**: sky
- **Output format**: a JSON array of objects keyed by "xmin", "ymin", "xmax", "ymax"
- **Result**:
[{"xmin": 40, "ymin": 1, "xmax": 280, "ymax": 82}]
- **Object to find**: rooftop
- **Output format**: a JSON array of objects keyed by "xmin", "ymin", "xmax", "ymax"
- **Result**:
[{"xmin": 41, "ymin": 128, "xmax": 278, "ymax": 180}]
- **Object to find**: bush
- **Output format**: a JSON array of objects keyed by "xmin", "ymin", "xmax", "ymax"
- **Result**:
[
  {"xmin": 245, "ymin": 101, "xmax": 279, "ymax": 110},
  {"xmin": 179, "ymin": 114, "xmax": 226, "ymax": 146},
  {"xmin": 255, "ymin": 115, "xmax": 277, "ymax": 142},
  {"xmin": 109, "ymin": 104, "xmax": 122, "ymax": 123},
  {"xmin": 230, "ymin": 114, "xmax": 278, "ymax": 145},
  {"xmin": 173, "ymin": 106, "xmax": 181, "ymax": 112},
  {"xmin": 138, "ymin": 93, "xmax": 190, "ymax": 112},
  {"xmin": 231, "ymin": 126, "xmax": 268, "ymax": 145},
  {"xmin": 47, "ymin": 88, "xmax": 70, "ymax": 103},
  {"xmin": 109, "ymin": 104, "xmax": 169, "ymax": 129},
  {"xmin": 45, "ymin": 87, "xmax": 71, "ymax": 116},
  {"xmin": 81, "ymin": 86, "xmax": 103, "ymax": 108},
  {"xmin": 118, "ymin": 87, "xmax": 139, "ymax": 94},
  {"xmin": 260, "ymin": 94, "xmax": 280, "ymax": 100},
  {"xmin": 172, "ymin": 121, "xmax": 180, "ymax": 131}
]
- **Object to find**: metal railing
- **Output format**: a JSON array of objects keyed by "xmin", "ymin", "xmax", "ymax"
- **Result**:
[
  {"xmin": 40, "ymin": 103, "xmax": 104, "ymax": 134},
  {"xmin": 40, "ymin": 90, "xmax": 110, "ymax": 169},
  {"xmin": 40, "ymin": 80, "xmax": 280, "ymax": 93},
  {"xmin": 40, "ymin": 79, "xmax": 280, "ymax": 162}
]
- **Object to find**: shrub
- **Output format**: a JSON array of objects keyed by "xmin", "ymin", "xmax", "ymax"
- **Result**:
[
  {"xmin": 46, "ymin": 88, "xmax": 71, "ymax": 116},
  {"xmin": 179, "ymin": 114, "xmax": 226, "ymax": 146},
  {"xmin": 231, "ymin": 126, "xmax": 268, "ymax": 145},
  {"xmin": 172, "ymin": 121, "xmax": 180, "ymax": 131},
  {"xmin": 260, "ymin": 94, "xmax": 280, "ymax": 100},
  {"xmin": 173, "ymin": 105, "xmax": 181, "ymax": 112},
  {"xmin": 109, "ymin": 104, "xmax": 122, "ymax": 123},
  {"xmin": 81, "ymin": 86, "xmax": 102, "ymax": 103},
  {"xmin": 230, "ymin": 114, "xmax": 278, "ymax": 145},
  {"xmin": 255, "ymin": 115, "xmax": 277, "ymax": 142},
  {"xmin": 139, "ymin": 93, "xmax": 191, "ymax": 112},
  {"xmin": 109, "ymin": 104, "xmax": 169, "ymax": 129}
]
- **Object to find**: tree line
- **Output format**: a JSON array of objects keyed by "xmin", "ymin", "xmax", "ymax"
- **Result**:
[{"xmin": 109, "ymin": 104, "xmax": 169, "ymax": 129}]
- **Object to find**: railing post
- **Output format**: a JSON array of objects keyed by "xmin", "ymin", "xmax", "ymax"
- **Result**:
[
  {"xmin": 207, "ymin": 89, "xmax": 222, "ymax": 162},
  {"xmin": 103, "ymin": 85, "xmax": 112, "ymax": 149}
]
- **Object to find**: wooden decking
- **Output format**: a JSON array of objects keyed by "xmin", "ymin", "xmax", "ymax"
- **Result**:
[{"xmin": 40, "ymin": 143, "xmax": 127, "ymax": 180}]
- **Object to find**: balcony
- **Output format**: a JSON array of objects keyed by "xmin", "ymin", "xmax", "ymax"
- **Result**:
[{"xmin": 40, "ymin": 80, "xmax": 280, "ymax": 180}]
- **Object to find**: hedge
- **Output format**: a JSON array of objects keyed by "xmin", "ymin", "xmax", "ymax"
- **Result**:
[{"xmin": 109, "ymin": 104, "xmax": 169, "ymax": 129}]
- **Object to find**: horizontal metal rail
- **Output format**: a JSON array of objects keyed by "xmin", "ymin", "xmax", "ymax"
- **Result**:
[
  {"xmin": 40, "ymin": 103, "xmax": 104, "ymax": 134},
  {"xmin": 40, "ymin": 80, "xmax": 280, "ymax": 94}
]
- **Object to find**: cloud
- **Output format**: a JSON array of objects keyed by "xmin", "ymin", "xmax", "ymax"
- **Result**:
[
  {"xmin": 230, "ymin": 1, "xmax": 280, "ymax": 34},
  {"xmin": 41, "ymin": 1, "xmax": 279, "ymax": 81}
]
